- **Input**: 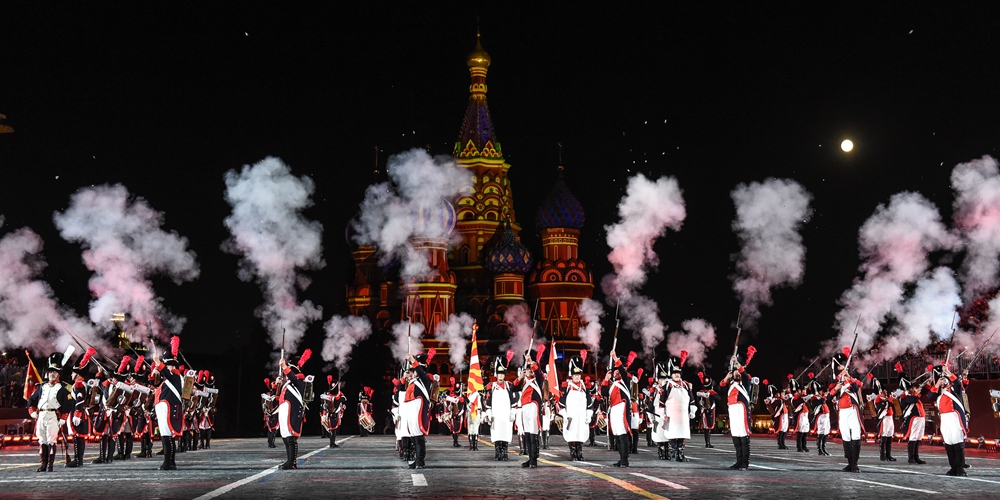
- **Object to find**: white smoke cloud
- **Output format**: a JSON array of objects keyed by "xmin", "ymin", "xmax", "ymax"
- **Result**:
[
  {"xmin": 53, "ymin": 184, "xmax": 199, "ymax": 338},
  {"xmin": 832, "ymin": 191, "xmax": 961, "ymax": 354},
  {"xmin": 880, "ymin": 267, "xmax": 961, "ymax": 361},
  {"xmin": 222, "ymin": 157, "xmax": 324, "ymax": 356},
  {"xmin": 499, "ymin": 303, "xmax": 539, "ymax": 365},
  {"xmin": 434, "ymin": 312, "xmax": 475, "ymax": 370},
  {"xmin": 577, "ymin": 298, "xmax": 605, "ymax": 354},
  {"xmin": 391, "ymin": 319, "xmax": 424, "ymax": 363},
  {"xmin": 351, "ymin": 149, "xmax": 472, "ymax": 280},
  {"xmin": 666, "ymin": 318, "xmax": 718, "ymax": 368},
  {"xmin": 602, "ymin": 174, "xmax": 685, "ymax": 360},
  {"xmin": 951, "ymin": 156, "xmax": 1000, "ymax": 301},
  {"xmin": 321, "ymin": 314, "xmax": 372, "ymax": 374},
  {"xmin": 0, "ymin": 224, "xmax": 100, "ymax": 352},
  {"xmin": 730, "ymin": 178, "xmax": 813, "ymax": 326}
]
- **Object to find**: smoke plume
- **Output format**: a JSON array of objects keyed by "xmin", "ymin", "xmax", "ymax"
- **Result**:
[
  {"xmin": 730, "ymin": 178, "xmax": 813, "ymax": 326},
  {"xmin": 832, "ymin": 191, "xmax": 960, "ymax": 354},
  {"xmin": 321, "ymin": 314, "xmax": 372, "ymax": 374},
  {"xmin": 222, "ymin": 157, "xmax": 324, "ymax": 356},
  {"xmin": 53, "ymin": 184, "xmax": 199, "ymax": 337},
  {"xmin": 878, "ymin": 266, "xmax": 961, "ymax": 361},
  {"xmin": 351, "ymin": 149, "xmax": 472, "ymax": 280},
  {"xmin": 951, "ymin": 156, "xmax": 1000, "ymax": 301},
  {"xmin": 391, "ymin": 319, "xmax": 424, "ymax": 363},
  {"xmin": 602, "ymin": 174, "xmax": 686, "ymax": 359},
  {"xmin": 666, "ymin": 318, "xmax": 717, "ymax": 368},
  {"xmin": 500, "ymin": 303, "xmax": 538, "ymax": 365},
  {"xmin": 434, "ymin": 313, "xmax": 475, "ymax": 370},
  {"xmin": 0, "ymin": 223, "xmax": 100, "ymax": 351},
  {"xmin": 577, "ymin": 298, "xmax": 605, "ymax": 354}
]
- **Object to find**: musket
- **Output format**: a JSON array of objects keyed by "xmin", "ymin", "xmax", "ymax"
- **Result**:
[
  {"xmin": 967, "ymin": 325, "xmax": 1000, "ymax": 369},
  {"xmin": 280, "ymin": 323, "xmax": 286, "ymax": 362},
  {"xmin": 842, "ymin": 315, "xmax": 862, "ymax": 375},
  {"xmin": 62, "ymin": 328, "xmax": 114, "ymax": 374},
  {"xmin": 794, "ymin": 355, "xmax": 821, "ymax": 382},
  {"xmin": 528, "ymin": 299, "xmax": 541, "ymax": 359},
  {"xmin": 406, "ymin": 315, "xmax": 413, "ymax": 357},
  {"xmin": 729, "ymin": 308, "xmax": 743, "ymax": 372},
  {"xmin": 609, "ymin": 299, "xmax": 620, "ymax": 370}
]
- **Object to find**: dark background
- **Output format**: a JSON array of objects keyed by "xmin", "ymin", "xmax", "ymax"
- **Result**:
[{"xmin": 1, "ymin": 2, "xmax": 998, "ymax": 435}]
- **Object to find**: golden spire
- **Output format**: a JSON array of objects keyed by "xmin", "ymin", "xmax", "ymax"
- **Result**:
[{"xmin": 466, "ymin": 31, "xmax": 491, "ymax": 70}]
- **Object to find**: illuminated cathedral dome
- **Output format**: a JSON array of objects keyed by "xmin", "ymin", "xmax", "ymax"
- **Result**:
[
  {"xmin": 414, "ymin": 198, "xmax": 457, "ymax": 238},
  {"xmin": 466, "ymin": 33, "xmax": 491, "ymax": 69},
  {"xmin": 535, "ymin": 172, "xmax": 585, "ymax": 230},
  {"xmin": 485, "ymin": 220, "xmax": 532, "ymax": 274}
]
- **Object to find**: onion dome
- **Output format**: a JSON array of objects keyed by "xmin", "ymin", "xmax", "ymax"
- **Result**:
[
  {"xmin": 413, "ymin": 198, "xmax": 457, "ymax": 238},
  {"xmin": 466, "ymin": 32, "xmax": 491, "ymax": 69},
  {"xmin": 535, "ymin": 172, "xmax": 585, "ymax": 230},
  {"xmin": 485, "ymin": 220, "xmax": 532, "ymax": 274}
]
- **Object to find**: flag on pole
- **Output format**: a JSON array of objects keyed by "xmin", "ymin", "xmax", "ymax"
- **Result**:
[
  {"xmin": 23, "ymin": 350, "xmax": 42, "ymax": 401},
  {"xmin": 466, "ymin": 324, "xmax": 484, "ymax": 422},
  {"xmin": 546, "ymin": 338, "xmax": 560, "ymax": 402}
]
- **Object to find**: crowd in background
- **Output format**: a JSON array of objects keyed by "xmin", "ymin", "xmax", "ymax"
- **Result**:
[{"xmin": 0, "ymin": 357, "xmax": 26, "ymax": 408}]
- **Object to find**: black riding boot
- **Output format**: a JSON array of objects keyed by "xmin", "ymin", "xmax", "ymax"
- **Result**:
[
  {"xmin": 630, "ymin": 432, "xmax": 638, "ymax": 453},
  {"xmin": 729, "ymin": 437, "xmax": 742, "ymax": 469},
  {"xmin": 452, "ymin": 433, "xmax": 460, "ymax": 448},
  {"xmin": 884, "ymin": 437, "xmax": 896, "ymax": 461},
  {"xmin": 409, "ymin": 435, "xmax": 426, "ymax": 469},
  {"xmin": 704, "ymin": 429, "xmax": 714, "ymax": 448},
  {"xmin": 802, "ymin": 433, "xmax": 809, "ymax": 452},
  {"xmin": 521, "ymin": 434, "xmax": 537, "ymax": 468},
  {"xmin": 913, "ymin": 441, "xmax": 926, "ymax": 464},
  {"xmin": 267, "ymin": 430, "xmax": 276, "ymax": 448},
  {"xmin": 125, "ymin": 434, "xmax": 133, "ymax": 459},
  {"xmin": 329, "ymin": 429, "xmax": 338, "ymax": 448},
  {"xmin": 879, "ymin": 436, "xmax": 887, "ymax": 461},
  {"xmin": 741, "ymin": 437, "xmax": 751, "ymax": 469},
  {"xmin": 646, "ymin": 427, "xmax": 653, "ymax": 447},
  {"xmin": 204, "ymin": 428, "xmax": 212, "ymax": 449},
  {"xmin": 676, "ymin": 439, "xmax": 687, "ymax": 462},
  {"xmin": 945, "ymin": 444, "xmax": 956, "ymax": 475},
  {"xmin": 613, "ymin": 435, "xmax": 629, "ymax": 467},
  {"xmin": 159, "ymin": 437, "xmax": 172, "ymax": 470},
  {"xmin": 657, "ymin": 442, "xmax": 666, "ymax": 459},
  {"xmin": 952, "ymin": 443, "xmax": 968, "ymax": 476},
  {"xmin": 795, "ymin": 432, "xmax": 804, "ymax": 452},
  {"xmin": 542, "ymin": 431, "xmax": 549, "ymax": 450},
  {"xmin": 37, "ymin": 444, "xmax": 49, "ymax": 472}
]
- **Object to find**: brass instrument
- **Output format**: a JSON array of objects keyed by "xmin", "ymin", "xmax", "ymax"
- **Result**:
[{"xmin": 554, "ymin": 414, "xmax": 565, "ymax": 432}]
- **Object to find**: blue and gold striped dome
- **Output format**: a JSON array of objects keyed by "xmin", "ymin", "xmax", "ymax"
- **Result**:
[
  {"xmin": 486, "ymin": 220, "xmax": 532, "ymax": 274},
  {"xmin": 535, "ymin": 173, "xmax": 584, "ymax": 230}
]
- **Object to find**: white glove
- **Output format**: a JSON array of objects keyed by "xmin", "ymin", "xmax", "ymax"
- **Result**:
[
  {"xmin": 689, "ymin": 406, "xmax": 697, "ymax": 419},
  {"xmin": 73, "ymin": 416, "xmax": 81, "ymax": 426},
  {"xmin": 866, "ymin": 393, "xmax": 877, "ymax": 402},
  {"xmin": 30, "ymin": 411, "xmax": 38, "ymax": 419},
  {"xmin": 58, "ymin": 419, "xmax": 66, "ymax": 427},
  {"xmin": 586, "ymin": 410, "xmax": 594, "ymax": 421}
]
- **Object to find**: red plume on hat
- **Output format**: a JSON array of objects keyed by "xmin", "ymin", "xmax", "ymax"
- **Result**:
[
  {"xmin": 762, "ymin": 379, "xmax": 769, "ymax": 386},
  {"xmin": 584, "ymin": 376, "xmax": 591, "ymax": 384},
  {"xmin": 842, "ymin": 346, "xmax": 851, "ymax": 357},
  {"xmin": 505, "ymin": 350, "xmax": 514, "ymax": 363},
  {"xmin": 535, "ymin": 344, "xmax": 546, "ymax": 365},
  {"xmin": 327, "ymin": 375, "xmax": 333, "ymax": 386},
  {"xmin": 450, "ymin": 376, "xmax": 456, "ymax": 386},
  {"xmin": 427, "ymin": 348, "xmax": 436, "ymax": 362},
  {"xmin": 926, "ymin": 364, "xmax": 934, "ymax": 372},
  {"xmin": 679, "ymin": 350, "xmax": 689, "ymax": 367},
  {"xmin": 297, "ymin": 349, "xmax": 312, "ymax": 367},
  {"xmin": 580, "ymin": 349, "xmax": 588, "ymax": 365},
  {"xmin": 392, "ymin": 377, "xmax": 399, "ymax": 386},
  {"xmin": 866, "ymin": 372, "xmax": 874, "ymax": 381},
  {"xmin": 697, "ymin": 371, "xmax": 705, "ymax": 384},
  {"xmin": 807, "ymin": 371, "xmax": 814, "ymax": 379},
  {"xmin": 894, "ymin": 362, "xmax": 904, "ymax": 373},
  {"xmin": 118, "ymin": 356, "xmax": 132, "ymax": 374},
  {"xmin": 745, "ymin": 345, "xmax": 757, "ymax": 365},
  {"xmin": 364, "ymin": 387, "xmax": 374, "ymax": 398},
  {"xmin": 636, "ymin": 367, "xmax": 644, "ymax": 380},
  {"xmin": 625, "ymin": 351, "xmax": 638, "ymax": 369},
  {"xmin": 264, "ymin": 377, "xmax": 271, "ymax": 388},
  {"xmin": 786, "ymin": 373, "xmax": 793, "ymax": 380},
  {"xmin": 647, "ymin": 377, "xmax": 654, "ymax": 385},
  {"xmin": 78, "ymin": 347, "xmax": 96, "ymax": 369},
  {"xmin": 170, "ymin": 336, "xmax": 181, "ymax": 357}
]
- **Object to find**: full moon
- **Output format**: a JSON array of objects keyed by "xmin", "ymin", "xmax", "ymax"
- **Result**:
[{"xmin": 841, "ymin": 139, "xmax": 854, "ymax": 152}]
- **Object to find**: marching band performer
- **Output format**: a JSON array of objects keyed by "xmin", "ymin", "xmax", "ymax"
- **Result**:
[
  {"xmin": 153, "ymin": 338, "xmax": 185, "ymax": 471},
  {"xmin": 603, "ymin": 350, "xmax": 635, "ymax": 468},
  {"xmin": 629, "ymin": 368, "xmax": 643, "ymax": 454},
  {"xmin": 277, "ymin": 349, "xmax": 312, "ymax": 470},
  {"xmin": 720, "ymin": 353, "xmax": 753, "ymax": 471},
  {"xmin": 928, "ymin": 364, "xmax": 970, "ymax": 476},
  {"xmin": 27, "ymin": 348, "xmax": 75, "ymax": 473},
  {"xmin": 443, "ymin": 378, "xmax": 466, "ymax": 447},
  {"xmin": 559, "ymin": 353, "xmax": 592, "ymax": 461},
  {"xmin": 649, "ymin": 361, "xmax": 670, "ymax": 460},
  {"xmin": 695, "ymin": 371, "xmax": 720, "ymax": 449},
  {"xmin": 358, "ymin": 386, "xmax": 375, "ymax": 438},
  {"xmin": 811, "ymin": 383, "xmax": 832, "ymax": 456},
  {"xmin": 514, "ymin": 350, "xmax": 545, "ymax": 468},
  {"xmin": 769, "ymin": 383, "xmax": 790, "ymax": 450},
  {"xmin": 262, "ymin": 378, "xmax": 279, "ymax": 448},
  {"xmin": 662, "ymin": 356, "xmax": 693, "ymax": 462},
  {"xmin": 133, "ymin": 360, "xmax": 155, "ymax": 458},
  {"xmin": 67, "ymin": 348, "xmax": 98, "ymax": 468},
  {"xmin": 485, "ymin": 351, "xmax": 515, "ymax": 461},
  {"xmin": 869, "ymin": 374, "xmax": 896, "ymax": 462},
  {"xmin": 833, "ymin": 351, "xmax": 863, "ymax": 473},
  {"xmin": 198, "ymin": 372, "xmax": 217, "ymax": 450},
  {"xmin": 896, "ymin": 368, "xmax": 926, "ymax": 465},
  {"xmin": 402, "ymin": 351, "xmax": 434, "ymax": 469},
  {"xmin": 391, "ymin": 374, "xmax": 409, "ymax": 460},
  {"xmin": 789, "ymin": 377, "xmax": 810, "ymax": 453},
  {"xmin": 320, "ymin": 376, "xmax": 346, "ymax": 448}
]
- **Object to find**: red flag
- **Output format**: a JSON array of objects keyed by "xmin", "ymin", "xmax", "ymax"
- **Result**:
[
  {"xmin": 23, "ymin": 351, "xmax": 42, "ymax": 401},
  {"xmin": 466, "ymin": 325, "xmax": 484, "ymax": 422},
  {"xmin": 546, "ymin": 339, "xmax": 560, "ymax": 402}
]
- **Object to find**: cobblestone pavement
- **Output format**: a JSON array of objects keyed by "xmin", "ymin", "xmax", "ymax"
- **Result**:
[{"xmin": 1, "ymin": 434, "xmax": 999, "ymax": 499}]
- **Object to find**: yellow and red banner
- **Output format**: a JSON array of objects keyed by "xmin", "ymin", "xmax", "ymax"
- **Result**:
[
  {"xmin": 466, "ymin": 325, "xmax": 484, "ymax": 421},
  {"xmin": 23, "ymin": 350, "xmax": 42, "ymax": 401}
]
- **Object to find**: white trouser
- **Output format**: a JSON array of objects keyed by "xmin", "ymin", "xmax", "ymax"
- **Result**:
[
  {"xmin": 35, "ymin": 411, "xmax": 60, "ymax": 445},
  {"xmin": 728, "ymin": 403, "xmax": 748, "ymax": 438},
  {"xmin": 277, "ymin": 401, "xmax": 293, "ymax": 438},
  {"xmin": 155, "ymin": 401, "xmax": 178, "ymax": 438},
  {"xmin": 906, "ymin": 416, "xmax": 925, "ymax": 441},
  {"xmin": 815, "ymin": 413, "xmax": 830, "ymax": 435},
  {"xmin": 796, "ymin": 412, "xmax": 810, "ymax": 433},
  {"xmin": 878, "ymin": 417, "xmax": 894, "ymax": 437},
  {"xmin": 838, "ymin": 407, "xmax": 862, "ymax": 441},
  {"xmin": 940, "ymin": 412, "xmax": 966, "ymax": 445},
  {"xmin": 520, "ymin": 403, "xmax": 539, "ymax": 434},
  {"xmin": 777, "ymin": 413, "xmax": 788, "ymax": 432}
]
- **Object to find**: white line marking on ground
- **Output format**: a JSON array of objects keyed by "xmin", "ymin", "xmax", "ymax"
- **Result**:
[
  {"xmin": 192, "ymin": 436, "xmax": 354, "ymax": 500},
  {"xmin": 749, "ymin": 463, "xmax": 782, "ymax": 470},
  {"xmin": 630, "ymin": 472, "xmax": 689, "ymax": 490},
  {"xmin": 576, "ymin": 460, "xmax": 606, "ymax": 468},
  {"xmin": 864, "ymin": 464, "xmax": 1000, "ymax": 485},
  {"xmin": 0, "ymin": 477, "xmax": 188, "ymax": 483},
  {"xmin": 411, "ymin": 473, "xmax": 427, "ymax": 486},
  {"xmin": 847, "ymin": 478, "xmax": 938, "ymax": 494},
  {"xmin": 540, "ymin": 452, "xmax": 558, "ymax": 457}
]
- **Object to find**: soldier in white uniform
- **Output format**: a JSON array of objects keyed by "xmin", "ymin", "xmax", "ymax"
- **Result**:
[
  {"xmin": 661, "ymin": 358, "xmax": 693, "ymax": 462},
  {"xmin": 559, "ymin": 354, "xmax": 593, "ymax": 461},
  {"xmin": 27, "ymin": 349, "xmax": 75, "ymax": 473},
  {"xmin": 649, "ymin": 362, "xmax": 670, "ymax": 459},
  {"xmin": 485, "ymin": 354, "xmax": 515, "ymax": 461}
]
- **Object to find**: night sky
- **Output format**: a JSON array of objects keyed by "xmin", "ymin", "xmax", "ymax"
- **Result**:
[{"xmin": 1, "ymin": 4, "xmax": 999, "ymax": 434}]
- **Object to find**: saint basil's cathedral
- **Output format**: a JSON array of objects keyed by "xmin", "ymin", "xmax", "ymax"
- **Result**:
[{"xmin": 345, "ymin": 34, "xmax": 595, "ymax": 380}]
